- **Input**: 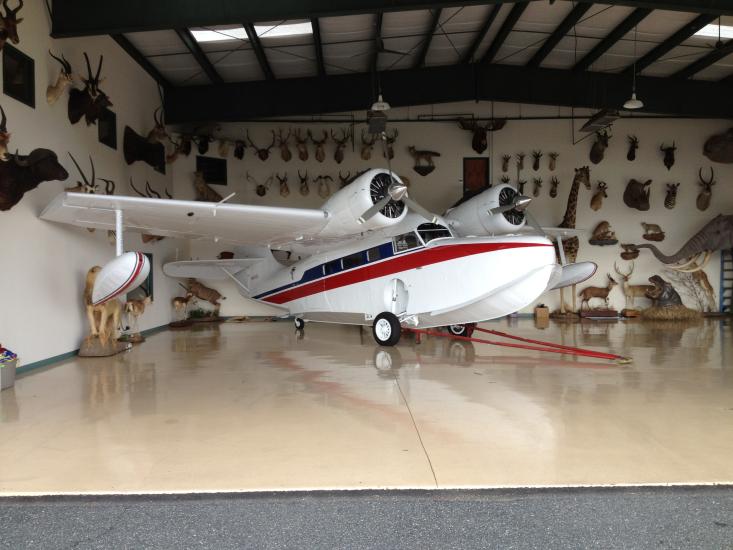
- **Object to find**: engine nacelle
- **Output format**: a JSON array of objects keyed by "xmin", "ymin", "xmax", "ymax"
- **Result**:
[
  {"xmin": 319, "ymin": 168, "xmax": 407, "ymax": 237},
  {"xmin": 444, "ymin": 184, "xmax": 526, "ymax": 236}
]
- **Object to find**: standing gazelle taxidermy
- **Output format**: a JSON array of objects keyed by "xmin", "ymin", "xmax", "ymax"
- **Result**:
[
  {"xmin": 697, "ymin": 167, "xmax": 715, "ymax": 211},
  {"xmin": 276, "ymin": 129, "xmax": 292, "ymax": 162},
  {"xmin": 46, "ymin": 51, "xmax": 73, "ymax": 105},
  {"xmin": 590, "ymin": 181, "xmax": 608, "ymax": 211},
  {"xmin": 578, "ymin": 274, "xmax": 617, "ymax": 310},
  {"xmin": 614, "ymin": 262, "xmax": 654, "ymax": 309},
  {"xmin": 276, "ymin": 173, "xmax": 290, "ymax": 197},
  {"xmin": 361, "ymin": 130, "xmax": 377, "ymax": 160},
  {"xmin": 664, "ymin": 182, "xmax": 680, "ymax": 210},
  {"xmin": 298, "ymin": 170, "xmax": 309, "ymax": 196},
  {"xmin": 309, "ymin": 130, "xmax": 328, "ymax": 163},
  {"xmin": 332, "ymin": 128, "xmax": 350, "ymax": 164},
  {"xmin": 247, "ymin": 130, "xmax": 276, "ymax": 161},
  {"xmin": 0, "ymin": 0, "xmax": 24, "ymax": 51},
  {"xmin": 294, "ymin": 129, "xmax": 309, "ymax": 161}
]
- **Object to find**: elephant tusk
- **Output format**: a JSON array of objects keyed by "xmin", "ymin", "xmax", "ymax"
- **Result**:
[
  {"xmin": 674, "ymin": 250, "xmax": 712, "ymax": 273},
  {"xmin": 669, "ymin": 254, "xmax": 701, "ymax": 271}
]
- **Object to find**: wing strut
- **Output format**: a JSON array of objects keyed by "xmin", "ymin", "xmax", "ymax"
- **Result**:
[{"xmin": 115, "ymin": 209, "xmax": 124, "ymax": 257}]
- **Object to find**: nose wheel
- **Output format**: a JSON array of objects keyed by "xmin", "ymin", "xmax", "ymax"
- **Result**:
[
  {"xmin": 448, "ymin": 323, "xmax": 476, "ymax": 337},
  {"xmin": 372, "ymin": 312, "xmax": 401, "ymax": 346}
]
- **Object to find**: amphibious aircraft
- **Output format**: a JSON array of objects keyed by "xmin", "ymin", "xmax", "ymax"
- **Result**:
[{"xmin": 41, "ymin": 168, "xmax": 594, "ymax": 346}]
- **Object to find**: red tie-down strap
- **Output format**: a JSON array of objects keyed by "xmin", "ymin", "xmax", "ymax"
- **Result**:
[{"xmin": 404, "ymin": 326, "xmax": 632, "ymax": 364}]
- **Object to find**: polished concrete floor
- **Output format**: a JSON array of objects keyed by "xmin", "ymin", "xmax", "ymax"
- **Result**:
[{"xmin": 1, "ymin": 318, "xmax": 732, "ymax": 495}]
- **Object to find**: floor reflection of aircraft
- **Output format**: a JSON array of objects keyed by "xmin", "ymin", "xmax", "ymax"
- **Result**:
[{"xmin": 42, "ymin": 169, "xmax": 595, "ymax": 346}]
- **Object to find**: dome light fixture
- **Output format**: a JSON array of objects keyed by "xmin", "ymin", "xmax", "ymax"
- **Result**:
[
  {"xmin": 370, "ymin": 94, "xmax": 391, "ymax": 112},
  {"xmin": 624, "ymin": 25, "xmax": 644, "ymax": 110}
]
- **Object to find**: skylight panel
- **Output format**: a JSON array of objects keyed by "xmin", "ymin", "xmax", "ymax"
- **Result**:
[
  {"xmin": 191, "ymin": 22, "xmax": 313, "ymax": 43},
  {"xmin": 694, "ymin": 24, "xmax": 733, "ymax": 40}
]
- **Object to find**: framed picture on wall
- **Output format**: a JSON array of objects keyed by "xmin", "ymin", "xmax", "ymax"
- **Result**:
[
  {"xmin": 462, "ymin": 157, "xmax": 490, "ymax": 197},
  {"xmin": 2, "ymin": 45, "xmax": 35, "ymax": 108},
  {"xmin": 98, "ymin": 108, "xmax": 117, "ymax": 150},
  {"xmin": 196, "ymin": 155, "xmax": 227, "ymax": 186}
]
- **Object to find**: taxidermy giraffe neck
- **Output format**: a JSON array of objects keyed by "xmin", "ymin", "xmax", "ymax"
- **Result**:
[{"xmin": 560, "ymin": 172, "xmax": 582, "ymax": 229}]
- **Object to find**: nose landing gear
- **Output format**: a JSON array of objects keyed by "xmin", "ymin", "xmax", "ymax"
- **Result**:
[{"xmin": 372, "ymin": 312, "xmax": 402, "ymax": 346}]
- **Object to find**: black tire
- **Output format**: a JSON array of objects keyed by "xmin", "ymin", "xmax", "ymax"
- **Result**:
[
  {"xmin": 448, "ymin": 324, "xmax": 468, "ymax": 336},
  {"xmin": 294, "ymin": 317, "xmax": 305, "ymax": 330},
  {"xmin": 372, "ymin": 312, "xmax": 401, "ymax": 346}
]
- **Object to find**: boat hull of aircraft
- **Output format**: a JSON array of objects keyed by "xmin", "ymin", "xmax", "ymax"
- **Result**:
[{"xmin": 252, "ymin": 235, "xmax": 556, "ymax": 329}]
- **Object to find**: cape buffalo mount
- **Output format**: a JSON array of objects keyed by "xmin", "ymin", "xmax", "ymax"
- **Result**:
[
  {"xmin": 0, "ymin": 149, "xmax": 68, "ymax": 211},
  {"xmin": 123, "ymin": 107, "xmax": 167, "ymax": 173},
  {"xmin": 623, "ymin": 178, "xmax": 651, "ymax": 211},
  {"xmin": 703, "ymin": 128, "xmax": 733, "ymax": 163}
]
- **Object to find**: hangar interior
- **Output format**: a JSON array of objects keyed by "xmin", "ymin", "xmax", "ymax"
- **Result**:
[{"xmin": 1, "ymin": 0, "xmax": 733, "ymax": 524}]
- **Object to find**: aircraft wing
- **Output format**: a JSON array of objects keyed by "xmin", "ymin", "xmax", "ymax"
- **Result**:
[{"xmin": 40, "ymin": 192, "xmax": 329, "ymax": 247}]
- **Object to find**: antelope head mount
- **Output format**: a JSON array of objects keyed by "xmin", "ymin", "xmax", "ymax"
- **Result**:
[
  {"xmin": 532, "ymin": 151, "xmax": 543, "ymax": 171},
  {"xmin": 627, "ymin": 135, "xmax": 639, "ymax": 161},
  {"xmin": 309, "ymin": 130, "xmax": 328, "ymax": 163},
  {"xmin": 0, "ymin": 0, "xmax": 24, "ymax": 50},
  {"xmin": 234, "ymin": 139, "xmax": 246, "ymax": 160},
  {"xmin": 46, "ymin": 50, "xmax": 73, "ymax": 105},
  {"xmin": 501, "ymin": 155, "xmax": 511, "ymax": 173},
  {"xmin": 590, "ymin": 181, "xmax": 608, "ymax": 211},
  {"xmin": 549, "ymin": 176, "xmax": 559, "ymax": 198},
  {"xmin": 276, "ymin": 128, "xmax": 292, "ymax": 162},
  {"xmin": 0, "ymin": 104, "xmax": 9, "ymax": 160},
  {"xmin": 294, "ymin": 128, "xmax": 309, "ymax": 161},
  {"xmin": 457, "ymin": 118, "xmax": 506, "ymax": 154},
  {"xmin": 338, "ymin": 171, "xmax": 351, "ymax": 189},
  {"xmin": 298, "ymin": 170, "xmax": 309, "ymax": 196},
  {"xmin": 660, "ymin": 141, "xmax": 676, "ymax": 170},
  {"xmin": 332, "ymin": 128, "xmax": 351, "ymax": 164},
  {"xmin": 68, "ymin": 53, "xmax": 111, "ymax": 126},
  {"xmin": 67, "ymin": 152, "xmax": 98, "ymax": 194},
  {"xmin": 246, "ymin": 172, "xmax": 274, "ymax": 197},
  {"xmin": 361, "ymin": 129, "xmax": 377, "ymax": 160},
  {"xmin": 548, "ymin": 152, "xmax": 558, "ymax": 171},
  {"xmin": 383, "ymin": 129, "xmax": 398, "ymax": 160},
  {"xmin": 696, "ymin": 167, "xmax": 715, "ymax": 211},
  {"xmin": 276, "ymin": 172, "xmax": 289, "ymax": 197}
]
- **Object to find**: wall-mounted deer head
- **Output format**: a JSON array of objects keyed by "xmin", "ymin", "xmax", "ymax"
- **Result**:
[
  {"xmin": 234, "ymin": 139, "xmax": 246, "ymax": 160},
  {"xmin": 517, "ymin": 179, "xmax": 526, "ymax": 194},
  {"xmin": 276, "ymin": 128, "xmax": 292, "ymax": 162},
  {"xmin": 332, "ymin": 128, "xmax": 350, "ymax": 164},
  {"xmin": 194, "ymin": 134, "xmax": 213, "ymax": 155},
  {"xmin": 548, "ymin": 152, "xmax": 558, "ymax": 171},
  {"xmin": 338, "ymin": 171, "xmax": 351, "ymax": 189},
  {"xmin": 46, "ymin": 50, "xmax": 73, "ymax": 105},
  {"xmin": 361, "ymin": 129, "xmax": 376, "ymax": 160},
  {"xmin": 549, "ymin": 176, "xmax": 559, "ymax": 198},
  {"xmin": 276, "ymin": 172, "xmax": 289, "ymax": 197},
  {"xmin": 246, "ymin": 172, "xmax": 274, "ymax": 197},
  {"xmin": 660, "ymin": 141, "xmax": 676, "ymax": 170},
  {"xmin": 309, "ymin": 130, "xmax": 328, "ymax": 163},
  {"xmin": 500, "ymin": 175, "xmax": 510, "ymax": 185},
  {"xmin": 532, "ymin": 151, "xmax": 543, "ymax": 171},
  {"xmin": 298, "ymin": 170, "xmax": 309, "ymax": 196},
  {"xmin": 0, "ymin": 0, "xmax": 24, "ymax": 50},
  {"xmin": 516, "ymin": 152, "xmax": 525, "ymax": 171},
  {"xmin": 501, "ymin": 154, "xmax": 511, "ymax": 173},
  {"xmin": 247, "ymin": 130, "xmax": 276, "ymax": 161},
  {"xmin": 218, "ymin": 139, "xmax": 230, "ymax": 158},
  {"xmin": 315, "ymin": 174, "xmax": 333, "ymax": 198},
  {"xmin": 532, "ymin": 177, "xmax": 542, "ymax": 197},
  {"xmin": 697, "ymin": 167, "xmax": 715, "ymax": 211},
  {"xmin": 294, "ymin": 128, "xmax": 309, "ymax": 161}
]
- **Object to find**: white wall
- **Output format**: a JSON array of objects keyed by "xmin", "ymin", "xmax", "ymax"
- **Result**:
[
  {"xmin": 0, "ymin": 2, "xmax": 183, "ymax": 365},
  {"xmin": 172, "ymin": 102, "xmax": 733, "ymax": 316}
]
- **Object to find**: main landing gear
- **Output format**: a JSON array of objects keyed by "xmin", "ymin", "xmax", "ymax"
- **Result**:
[
  {"xmin": 447, "ymin": 323, "xmax": 476, "ymax": 338},
  {"xmin": 372, "ymin": 312, "xmax": 402, "ymax": 346}
]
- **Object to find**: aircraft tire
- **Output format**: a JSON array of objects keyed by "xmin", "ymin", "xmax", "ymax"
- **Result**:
[
  {"xmin": 294, "ymin": 317, "xmax": 305, "ymax": 330},
  {"xmin": 448, "ymin": 323, "xmax": 477, "ymax": 338},
  {"xmin": 373, "ymin": 312, "xmax": 401, "ymax": 346}
]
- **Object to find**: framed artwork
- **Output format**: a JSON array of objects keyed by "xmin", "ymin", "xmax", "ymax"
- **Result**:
[
  {"xmin": 2, "ymin": 45, "xmax": 35, "ymax": 108},
  {"xmin": 196, "ymin": 155, "xmax": 227, "ymax": 186},
  {"xmin": 463, "ymin": 157, "xmax": 490, "ymax": 196},
  {"xmin": 98, "ymin": 108, "xmax": 117, "ymax": 150}
]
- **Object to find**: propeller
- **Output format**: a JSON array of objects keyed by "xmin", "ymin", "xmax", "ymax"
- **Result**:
[
  {"xmin": 358, "ymin": 179, "xmax": 439, "ymax": 224},
  {"xmin": 488, "ymin": 193, "xmax": 546, "ymax": 235}
]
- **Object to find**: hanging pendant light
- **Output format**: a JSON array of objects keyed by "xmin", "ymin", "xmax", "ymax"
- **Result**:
[{"xmin": 624, "ymin": 26, "xmax": 644, "ymax": 110}]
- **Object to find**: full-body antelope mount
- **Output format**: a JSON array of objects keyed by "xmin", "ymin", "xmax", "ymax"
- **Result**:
[
  {"xmin": 578, "ymin": 274, "xmax": 617, "ymax": 311},
  {"xmin": 408, "ymin": 146, "xmax": 440, "ymax": 176},
  {"xmin": 614, "ymin": 262, "xmax": 654, "ymax": 309},
  {"xmin": 46, "ymin": 51, "xmax": 73, "ymax": 105},
  {"xmin": 556, "ymin": 166, "xmax": 592, "ymax": 313},
  {"xmin": 84, "ymin": 266, "xmax": 122, "ymax": 345}
]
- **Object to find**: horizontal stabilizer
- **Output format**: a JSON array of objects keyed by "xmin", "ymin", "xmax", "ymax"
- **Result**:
[{"xmin": 164, "ymin": 259, "xmax": 262, "ymax": 280}]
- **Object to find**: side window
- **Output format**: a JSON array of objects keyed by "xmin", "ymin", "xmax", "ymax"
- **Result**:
[
  {"xmin": 324, "ymin": 259, "xmax": 341, "ymax": 276},
  {"xmin": 342, "ymin": 252, "xmax": 364, "ymax": 270},
  {"xmin": 393, "ymin": 232, "xmax": 420, "ymax": 254},
  {"xmin": 367, "ymin": 246, "xmax": 383, "ymax": 262},
  {"xmin": 417, "ymin": 223, "xmax": 452, "ymax": 243}
]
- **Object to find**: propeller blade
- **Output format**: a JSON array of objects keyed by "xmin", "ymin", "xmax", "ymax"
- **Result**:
[
  {"xmin": 488, "ymin": 195, "xmax": 531, "ymax": 216},
  {"xmin": 402, "ymin": 195, "xmax": 439, "ymax": 224},
  {"xmin": 359, "ymin": 194, "xmax": 392, "ymax": 224}
]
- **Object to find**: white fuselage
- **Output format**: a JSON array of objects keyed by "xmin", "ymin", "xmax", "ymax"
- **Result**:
[{"xmin": 237, "ymin": 215, "xmax": 558, "ymax": 328}]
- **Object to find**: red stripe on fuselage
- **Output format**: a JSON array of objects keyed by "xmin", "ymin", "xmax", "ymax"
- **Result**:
[{"xmin": 262, "ymin": 241, "xmax": 552, "ymax": 305}]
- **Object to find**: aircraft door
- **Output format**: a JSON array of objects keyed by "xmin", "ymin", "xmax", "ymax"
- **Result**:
[{"xmin": 389, "ymin": 278, "xmax": 409, "ymax": 315}]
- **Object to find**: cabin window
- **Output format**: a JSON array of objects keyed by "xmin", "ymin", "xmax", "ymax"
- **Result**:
[
  {"xmin": 367, "ymin": 246, "xmax": 384, "ymax": 262},
  {"xmin": 324, "ymin": 259, "xmax": 341, "ymax": 276},
  {"xmin": 393, "ymin": 232, "xmax": 420, "ymax": 254},
  {"xmin": 417, "ymin": 222, "xmax": 452, "ymax": 243},
  {"xmin": 342, "ymin": 252, "xmax": 364, "ymax": 270}
]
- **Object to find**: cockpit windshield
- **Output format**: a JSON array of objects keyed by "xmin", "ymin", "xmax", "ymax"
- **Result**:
[{"xmin": 417, "ymin": 223, "xmax": 452, "ymax": 243}]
